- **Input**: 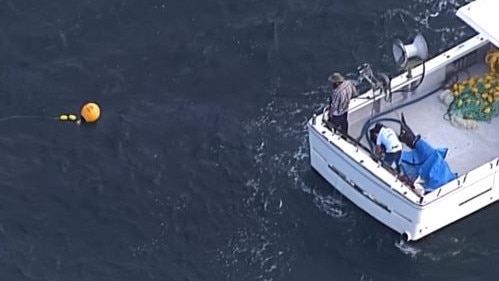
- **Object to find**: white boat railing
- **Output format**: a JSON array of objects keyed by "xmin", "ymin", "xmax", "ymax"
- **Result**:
[
  {"xmin": 310, "ymin": 120, "xmax": 425, "ymax": 204},
  {"xmin": 349, "ymin": 35, "xmax": 489, "ymax": 116},
  {"xmin": 315, "ymin": 107, "xmax": 499, "ymax": 207},
  {"xmin": 421, "ymin": 157, "xmax": 499, "ymax": 205}
]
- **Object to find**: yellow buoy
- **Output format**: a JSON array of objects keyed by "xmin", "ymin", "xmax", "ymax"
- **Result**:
[
  {"xmin": 59, "ymin": 114, "xmax": 79, "ymax": 122},
  {"xmin": 80, "ymin": 102, "xmax": 101, "ymax": 123}
]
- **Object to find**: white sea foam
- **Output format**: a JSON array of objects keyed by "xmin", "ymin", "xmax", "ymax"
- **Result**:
[
  {"xmin": 381, "ymin": 0, "xmax": 474, "ymax": 54},
  {"xmin": 394, "ymin": 234, "xmax": 470, "ymax": 261},
  {"xmin": 395, "ymin": 240, "xmax": 423, "ymax": 259}
]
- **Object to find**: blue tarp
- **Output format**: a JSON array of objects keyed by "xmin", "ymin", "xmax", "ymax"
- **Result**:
[{"xmin": 399, "ymin": 139, "xmax": 458, "ymax": 192}]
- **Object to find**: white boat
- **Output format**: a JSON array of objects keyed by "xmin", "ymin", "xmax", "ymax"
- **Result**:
[{"xmin": 308, "ymin": 0, "xmax": 499, "ymax": 241}]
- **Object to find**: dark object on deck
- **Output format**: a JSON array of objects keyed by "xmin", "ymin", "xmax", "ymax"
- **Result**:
[{"xmin": 398, "ymin": 113, "xmax": 420, "ymax": 149}]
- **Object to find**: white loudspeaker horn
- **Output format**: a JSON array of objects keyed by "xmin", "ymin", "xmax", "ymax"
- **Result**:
[{"xmin": 392, "ymin": 33, "xmax": 429, "ymax": 69}]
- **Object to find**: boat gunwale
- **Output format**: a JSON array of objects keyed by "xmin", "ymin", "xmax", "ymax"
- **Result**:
[
  {"xmin": 309, "ymin": 117, "xmax": 499, "ymax": 209},
  {"xmin": 308, "ymin": 120, "xmax": 425, "ymax": 206}
]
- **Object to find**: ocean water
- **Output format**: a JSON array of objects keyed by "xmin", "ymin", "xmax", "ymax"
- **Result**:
[{"xmin": 0, "ymin": 0, "xmax": 497, "ymax": 280}]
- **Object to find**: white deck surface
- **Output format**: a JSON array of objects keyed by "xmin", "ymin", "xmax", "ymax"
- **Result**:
[
  {"xmin": 369, "ymin": 91, "xmax": 499, "ymax": 175},
  {"xmin": 349, "ymin": 65, "xmax": 499, "ymax": 175}
]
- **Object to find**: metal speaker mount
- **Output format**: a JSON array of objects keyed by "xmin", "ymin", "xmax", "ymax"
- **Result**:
[
  {"xmin": 357, "ymin": 63, "xmax": 391, "ymax": 96},
  {"xmin": 392, "ymin": 33, "xmax": 429, "ymax": 70}
]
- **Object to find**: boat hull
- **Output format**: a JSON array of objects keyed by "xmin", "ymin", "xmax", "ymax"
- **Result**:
[
  {"xmin": 308, "ymin": 0, "xmax": 499, "ymax": 242},
  {"xmin": 308, "ymin": 121, "xmax": 499, "ymax": 241}
]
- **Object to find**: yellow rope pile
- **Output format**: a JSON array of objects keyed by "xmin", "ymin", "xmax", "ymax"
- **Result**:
[{"xmin": 447, "ymin": 48, "xmax": 499, "ymax": 122}]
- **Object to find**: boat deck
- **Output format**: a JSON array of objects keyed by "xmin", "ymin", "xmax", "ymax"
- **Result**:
[{"xmin": 349, "ymin": 63, "xmax": 499, "ymax": 176}]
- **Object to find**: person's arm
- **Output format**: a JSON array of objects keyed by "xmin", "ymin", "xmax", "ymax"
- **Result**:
[
  {"xmin": 351, "ymin": 81, "xmax": 359, "ymax": 98},
  {"xmin": 374, "ymin": 131, "xmax": 383, "ymax": 156}
]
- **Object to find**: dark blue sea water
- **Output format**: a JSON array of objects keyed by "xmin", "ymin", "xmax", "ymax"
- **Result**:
[{"xmin": 0, "ymin": 0, "xmax": 497, "ymax": 280}]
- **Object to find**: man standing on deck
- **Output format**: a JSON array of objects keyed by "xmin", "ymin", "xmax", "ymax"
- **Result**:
[{"xmin": 328, "ymin": 72, "xmax": 358, "ymax": 135}]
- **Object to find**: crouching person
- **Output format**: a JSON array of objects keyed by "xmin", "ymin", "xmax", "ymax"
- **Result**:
[{"xmin": 370, "ymin": 123, "xmax": 402, "ymax": 172}]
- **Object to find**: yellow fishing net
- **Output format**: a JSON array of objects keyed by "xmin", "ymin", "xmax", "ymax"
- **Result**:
[{"xmin": 447, "ymin": 48, "xmax": 499, "ymax": 122}]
